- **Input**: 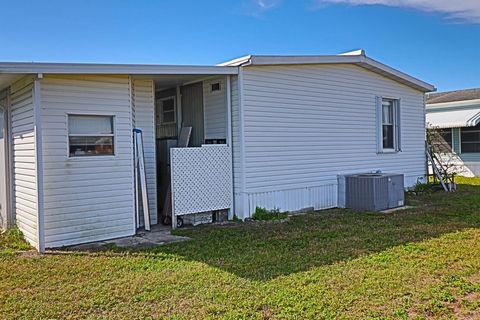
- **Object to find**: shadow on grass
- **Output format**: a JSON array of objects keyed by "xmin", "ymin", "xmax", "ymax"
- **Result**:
[{"xmin": 89, "ymin": 182, "xmax": 480, "ymax": 281}]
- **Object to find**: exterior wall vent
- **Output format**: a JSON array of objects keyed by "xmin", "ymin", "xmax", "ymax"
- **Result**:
[
  {"xmin": 211, "ymin": 82, "xmax": 221, "ymax": 92},
  {"xmin": 345, "ymin": 173, "xmax": 404, "ymax": 211}
]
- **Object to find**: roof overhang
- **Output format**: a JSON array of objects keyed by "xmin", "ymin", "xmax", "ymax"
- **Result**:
[
  {"xmin": 0, "ymin": 62, "xmax": 238, "ymax": 75},
  {"xmin": 0, "ymin": 62, "xmax": 239, "ymax": 91},
  {"xmin": 219, "ymin": 52, "xmax": 435, "ymax": 93},
  {"xmin": 426, "ymin": 109, "xmax": 480, "ymax": 129}
]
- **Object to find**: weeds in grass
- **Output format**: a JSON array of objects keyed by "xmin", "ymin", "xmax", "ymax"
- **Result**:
[{"xmin": 251, "ymin": 207, "xmax": 289, "ymax": 221}]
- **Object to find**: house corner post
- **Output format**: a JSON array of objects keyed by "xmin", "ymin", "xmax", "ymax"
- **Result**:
[
  {"xmin": 4, "ymin": 88, "xmax": 15, "ymax": 228},
  {"xmin": 226, "ymin": 75, "xmax": 235, "ymax": 220},
  {"xmin": 238, "ymin": 67, "xmax": 249, "ymax": 220},
  {"xmin": 33, "ymin": 75, "xmax": 45, "ymax": 253}
]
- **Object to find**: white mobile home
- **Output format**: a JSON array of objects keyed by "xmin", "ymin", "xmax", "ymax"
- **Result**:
[{"xmin": 0, "ymin": 50, "xmax": 435, "ymax": 252}]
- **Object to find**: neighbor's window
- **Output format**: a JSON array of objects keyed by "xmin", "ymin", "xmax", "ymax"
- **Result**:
[
  {"xmin": 160, "ymin": 97, "xmax": 176, "ymax": 124},
  {"xmin": 68, "ymin": 115, "xmax": 114, "ymax": 157},
  {"xmin": 461, "ymin": 124, "xmax": 480, "ymax": 153}
]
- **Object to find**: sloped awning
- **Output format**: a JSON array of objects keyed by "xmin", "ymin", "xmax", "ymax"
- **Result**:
[{"xmin": 426, "ymin": 109, "xmax": 480, "ymax": 129}]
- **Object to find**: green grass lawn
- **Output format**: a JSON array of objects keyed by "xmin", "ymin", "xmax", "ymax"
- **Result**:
[{"xmin": 1, "ymin": 178, "xmax": 479, "ymax": 319}]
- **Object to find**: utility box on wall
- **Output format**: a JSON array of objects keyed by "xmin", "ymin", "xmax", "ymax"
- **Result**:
[{"xmin": 345, "ymin": 173, "xmax": 404, "ymax": 211}]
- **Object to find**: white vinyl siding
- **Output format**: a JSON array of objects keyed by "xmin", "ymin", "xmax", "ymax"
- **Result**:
[
  {"xmin": 10, "ymin": 77, "xmax": 38, "ymax": 247},
  {"xmin": 203, "ymin": 77, "xmax": 227, "ymax": 140},
  {"xmin": 240, "ymin": 64, "xmax": 426, "ymax": 217},
  {"xmin": 0, "ymin": 91, "xmax": 8, "ymax": 230},
  {"xmin": 230, "ymin": 75, "xmax": 243, "ymax": 216},
  {"xmin": 40, "ymin": 75, "xmax": 135, "ymax": 247},
  {"xmin": 132, "ymin": 79, "xmax": 157, "ymax": 225}
]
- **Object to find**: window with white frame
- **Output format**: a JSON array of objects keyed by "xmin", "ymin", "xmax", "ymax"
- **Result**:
[
  {"xmin": 68, "ymin": 115, "xmax": 115, "ymax": 157},
  {"xmin": 378, "ymin": 97, "xmax": 401, "ymax": 152},
  {"xmin": 159, "ymin": 96, "xmax": 176, "ymax": 124},
  {"xmin": 461, "ymin": 124, "xmax": 480, "ymax": 153}
]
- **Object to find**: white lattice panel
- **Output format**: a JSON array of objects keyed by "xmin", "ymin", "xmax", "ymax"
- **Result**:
[{"xmin": 171, "ymin": 146, "xmax": 232, "ymax": 216}]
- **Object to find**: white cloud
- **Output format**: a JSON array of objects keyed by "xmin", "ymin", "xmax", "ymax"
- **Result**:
[
  {"xmin": 256, "ymin": 0, "xmax": 280, "ymax": 10},
  {"xmin": 319, "ymin": 0, "xmax": 480, "ymax": 23},
  {"xmin": 243, "ymin": 0, "xmax": 281, "ymax": 17}
]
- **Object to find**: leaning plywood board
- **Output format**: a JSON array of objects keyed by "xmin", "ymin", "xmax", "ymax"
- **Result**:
[{"xmin": 134, "ymin": 129, "xmax": 150, "ymax": 231}]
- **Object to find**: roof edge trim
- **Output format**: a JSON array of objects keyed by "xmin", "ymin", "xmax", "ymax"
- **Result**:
[
  {"xmin": 0, "ymin": 62, "xmax": 239, "ymax": 75},
  {"xmin": 221, "ymin": 53, "xmax": 435, "ymax": 92}
]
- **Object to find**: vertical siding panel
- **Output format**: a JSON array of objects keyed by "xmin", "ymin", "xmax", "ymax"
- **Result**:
[
  {"xmin": 10, "ymin": 77, "xmax": 38, "ymax": 247},
  {"xmin": 203, "ymin": 77, "xmax": 227, "ymax": 140},
  {"xmin": 132, "ymin": 79, "xmax": 157, "ymax": 225},
  {"xmin": 41, "ymin": 75, "xmax": 135, "ymax": 247},
  {"xmin": 230, "ymin": 75, "xmax": 244, "ymax": 217},
  {"xmin": 241, "ymin": 64, "xmax": 426, "ymax": 217},
  {"xmin": 181, "ymin": 82, "xmax": 204, "ymax": 147}
]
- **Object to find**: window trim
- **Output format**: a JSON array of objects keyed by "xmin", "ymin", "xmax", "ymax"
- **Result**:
[
  {"xmin": 159, "ymin": 96, "xmax": 176, "ymax": 125},
  {"xmin": 66, "ymin": 113, "xmax": 116, "ymax": 159},
  {"xmin": 377, "ymin": 96, "xmax": 401, "ymax": 154},
  {"xmin": 460, "ymin": 125, "xmax": 480, "ymax": 154}
]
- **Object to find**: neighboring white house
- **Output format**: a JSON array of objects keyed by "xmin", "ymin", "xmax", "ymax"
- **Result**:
[
  {"xmin": 0, "ymin": 50, "xmax": 435, "ymax": 252},
  {"xmin": 426, "ymin": 88, "xmax": 480, "ymax": 176}
]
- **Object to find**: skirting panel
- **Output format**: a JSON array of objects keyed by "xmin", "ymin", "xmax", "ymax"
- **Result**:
[{"xmin": 245, "ymin": 184, "xmax": 338, "ymax": 217}]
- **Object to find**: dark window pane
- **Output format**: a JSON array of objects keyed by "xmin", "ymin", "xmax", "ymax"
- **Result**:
[
  {"xmin": 461, "ymin": 124, "xmax": 480, "ymax": 153},
  {"xmin": 0, "ymin": 107, "xmax": 4, "ymax": 139},
  {"xmin": 430, "ymin": 128, "xmax": 452, "ymax": 152},
  {"xmin": 162, "ymin": 99, "xmax": 175, "ymax": 112},
  {"xmin": 461, "ymin": 131, "xmax": 480, "ymax": 142},
  {"xmin": 461, "ymin": 143, "xmax": 480, "ymax": 153},
  {"xmin": 69, "ymin": 136, "xmax": 114, "ymax": 157},
  {"xmin": 383, "ymin": 125, "xmax": 394, "ymax": 149},
  {"xmin": 211, "ymin": 82, "xmax": 221, "ymax": 92},
  {"xmin": 439, "ymin": 129, "xmax": 453, "ymax": 147},
  {"xmin": 163, "ymin": 111, "xmax": 175, "ymax": 123}
]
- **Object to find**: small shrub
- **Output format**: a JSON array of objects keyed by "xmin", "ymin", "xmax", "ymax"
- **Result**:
[{"xmin": 251, "ymin": 207, "xmax": 288, "ymax": 221}]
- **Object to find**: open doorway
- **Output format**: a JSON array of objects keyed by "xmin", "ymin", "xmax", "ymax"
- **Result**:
[{"xmin": 154, "ymin": 77, "xmax": 230, "ymax": 227}]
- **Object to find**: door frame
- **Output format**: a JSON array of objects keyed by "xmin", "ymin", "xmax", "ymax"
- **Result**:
[{"xmin": 0, "ymin": 90, "xmax": 12, "ymax": 228}]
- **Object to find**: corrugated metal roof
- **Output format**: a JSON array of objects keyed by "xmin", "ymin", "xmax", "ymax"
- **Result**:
[{"xmin": 426, "ymin": 109, "xmax": 480, "ymax": 129}]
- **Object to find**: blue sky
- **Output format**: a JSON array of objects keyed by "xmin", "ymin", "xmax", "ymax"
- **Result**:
[{"xmin": 0, "ymin": 0, "xmax": 479, "ymax": 92}]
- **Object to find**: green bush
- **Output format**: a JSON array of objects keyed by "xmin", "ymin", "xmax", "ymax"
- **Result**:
[{"xmin": 251, "ymin": 207, "xmax": 288, "ymax": 221}]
